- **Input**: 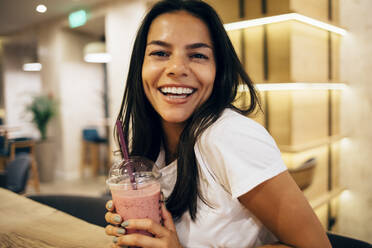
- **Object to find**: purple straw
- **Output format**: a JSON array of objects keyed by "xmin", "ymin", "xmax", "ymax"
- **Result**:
[{"xmin": 116, "ymin": 120, "xmax": 137, "ymax": 190}]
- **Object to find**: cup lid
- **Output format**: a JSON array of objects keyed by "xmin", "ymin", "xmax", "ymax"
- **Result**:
[{"xmin": 106, "ymin": 156, "xmax": 161, "ymax": 186}]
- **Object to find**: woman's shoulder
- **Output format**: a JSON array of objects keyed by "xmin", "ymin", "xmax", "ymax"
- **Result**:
[{"xmin": 204, "ymin": 108, "xmax": 268, "ymax": 138}]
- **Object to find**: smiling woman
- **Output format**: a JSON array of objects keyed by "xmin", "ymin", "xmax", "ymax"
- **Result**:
[
  {"xmin": 142, "ymin": 11, "xmax": 216, "ymax": 126},
  {"xmin": 105, "ymin": 1, "xmax": 332, "ymax": 248}
]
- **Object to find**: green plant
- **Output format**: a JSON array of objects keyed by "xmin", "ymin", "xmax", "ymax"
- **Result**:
[{"xmin": 27, "ymin": 94, "xmax": 57, "ymax": 140}]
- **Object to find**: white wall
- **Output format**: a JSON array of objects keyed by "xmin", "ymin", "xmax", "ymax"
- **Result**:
[
  {"xmin": 338, "ymin": 0, "xmax": 372, "ymax": 242},
  {"xmin": 38, "ymin": 23, "xmax": 104, "ymax": 179},
  {"xmin": 58, "ymin": 30, "xmax": 105, "ymax": 179},
  {"xmin": 106, "ymin": 0, "xmax": 149, "ymax": 151},
  {"xmin": 3, "ymin": 44, "xmax": 41, "ymax": 138}
]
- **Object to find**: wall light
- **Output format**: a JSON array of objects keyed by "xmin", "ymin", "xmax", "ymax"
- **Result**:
[
  {"xmin": 340, "ymin": 189, "xmax": 352, "ymax": 202},
  {"xmin": 23, "ymin": 63, "xmax": 42, "ymax": 71},
  {"xmin": 84, "ymin": 42, "xmax": 111, "ymax": 63},
  {"xmin": 224, "ymin": 13, "xmax": 347, "ymax": 36}
]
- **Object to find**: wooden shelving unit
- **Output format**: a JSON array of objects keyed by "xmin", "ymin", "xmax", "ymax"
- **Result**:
[{"xmin": 206, "ymin": 0, "xmax": 345, "ymax": 230}]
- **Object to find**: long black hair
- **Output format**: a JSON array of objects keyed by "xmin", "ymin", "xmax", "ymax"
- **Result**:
[{"xmin": 115, "ymin": 0, "xmax": 260, "ymax": 221}]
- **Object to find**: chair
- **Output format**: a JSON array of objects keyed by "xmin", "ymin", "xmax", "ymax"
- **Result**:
[
  {"xmin": 28, "ymin": 194, "xmax": 111, "ymax": 227},
  {"xmin": 0, "ymin": 153, "xmax": 31, "ymax": 193},
  {"xmin": 8, "ymin": 137, "xmax": 40, "ymax": 192},
  {"xmin": 0, "ymin": 134, "xmax": 10, "ymax": 169},
  {"xmin": 327, "ymin": 232, "xmax": 371, "ymax": 248},
  {"xmin": 81, "ymin": 128, "xmax": 109, "ymax": 177},
  {"xmin": 288, "ymin": 157, "xmax": 317, "ymax": 191}
]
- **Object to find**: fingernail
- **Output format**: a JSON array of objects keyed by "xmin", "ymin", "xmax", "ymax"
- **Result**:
[
  {"xmin": 121, "ymin": 220, "xmax": 129, "ymax": 227},
  {"xmin": 117, "ymin": 228, "xmax": 126, "ymax": 235},
  {"xmin": 113, "ymin": 237, "xmax": 118, "ymax": 243},
  {"xmin": 107, "ymin": 201, "xmax": 113, "ymax": 209},
  {"xmin": 114, "ymin": 215, "xmax": 122, "ymax": 223}
]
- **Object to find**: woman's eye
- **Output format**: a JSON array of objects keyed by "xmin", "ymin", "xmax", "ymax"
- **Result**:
[
  {"xmin": 149, "ymin": 51, "xmax": 169, "ymax": 57},
  {"xmin": 190, "ymin": 53, "xmax": 208, "ymax": 59}
]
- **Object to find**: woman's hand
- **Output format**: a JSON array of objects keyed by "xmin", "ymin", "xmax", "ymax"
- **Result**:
[
  {"xmin": 104, "ymin": 200, "xmax": 127, "ymax": 237},
  {"xmin": 104, "ymin": 200, "xmax": 183, "ymax": 248}
]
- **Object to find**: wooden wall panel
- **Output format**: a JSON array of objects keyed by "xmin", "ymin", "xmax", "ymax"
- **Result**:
[
  {"xmin": 291, "ymin": 0, "xmax": 329, "ymax": 22},
  {"xmin": 291, "ymin": 22, "xmax": 329, "ymax": 82},
  {"xmin": 266, "ymin": 22, "xmax": 291, "ymax": 82},
  {"xmin": 244, "ymin": 27, "xmax": 265, "ymax": 83},
  {"xmin": 268, "ymin": 90, "xmax": 329, "ymax": 148},
  {"xmin": 267, "ymin": 91, "xmax": 291, "ymax": 145},
  {"xmin": 243, "ymin": 0, "xmax": 291, "ymax": 19},
  {"xmin": 203, "ymin": 0, "xmax": 240, "ymax": 23},
  {"xmin": 267, "ymin": 0, "xmax": 291, "ymax": 15},
  {"xmin": 227, "ymin": 30, "xmax": 243, "ymax": 62},
  {"xmin": 331, "ymin": 142, "xmax": 340, "ymax": 189},
  {"xmin": 291, "ymin": 90, "xmax": 329, "ymax": 147},
  {"xmin": 243, "ymin": 0, "xmax": 263, "ymax": 19},
  {"xmin": 331, "ymin": 90, "xmax": 341, "ymax": 136},
  {"xmin": 331, "ymin": 33, "xmax": 341, "ymax": 82},
  {"xmin": 331, "ymin": 0, "xmax": 340, "ymax": 24}
]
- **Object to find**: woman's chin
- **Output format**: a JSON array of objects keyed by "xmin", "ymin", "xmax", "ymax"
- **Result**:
[{"xmin": 160, "ymin": 113, "xmax": 191, "ymax": 125}]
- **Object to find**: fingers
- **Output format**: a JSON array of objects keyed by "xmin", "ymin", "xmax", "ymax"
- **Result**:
[
  {"xmin": 106, "ymin": 200, "xmax": 115, "ymax": 212},
  {"xmin": 105, "ymin": 225, "xmax": 126, "ymax": 237},
  {"xmin": 124, "ymin": 219, "xmax": 168, "ymax": 238},
  {"xmin": 105, "ymin": 212, "xmax": 123, "ymax": 225},
  {"xmin": 114, "ymin": 233, "xmax": 163, "ymax": 248},
  {"xmin": 161, "ymin": 203, "xmax": 176, "ymax": 232}
]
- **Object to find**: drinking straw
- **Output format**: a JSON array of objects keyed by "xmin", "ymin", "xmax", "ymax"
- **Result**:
[{"xmin": 116, "ymin": 119, "xmax": 137, "ymax": 189}]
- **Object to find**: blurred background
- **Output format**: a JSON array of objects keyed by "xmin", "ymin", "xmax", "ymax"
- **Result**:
[{"xmin": 0, "ymin": 0, "xmax": 371, "ymax": 243}]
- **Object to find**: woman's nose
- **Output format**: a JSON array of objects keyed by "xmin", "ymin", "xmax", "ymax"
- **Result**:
[{"xmin": 166, "ymin": 55, "xmax": 188, "ymax": 77}]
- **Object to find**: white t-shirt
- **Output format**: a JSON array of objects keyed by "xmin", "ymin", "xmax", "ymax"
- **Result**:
[{"xmin": 156, "ymin": 108, "xmax": 287, "ymax": 248}]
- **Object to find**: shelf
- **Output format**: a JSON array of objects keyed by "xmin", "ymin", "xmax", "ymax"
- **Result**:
[
  {"xmin": 279, "ymin": 135, "xmax": 346, "ymax": 153},
  {"xmin": 239, "ymin": 83, "xmax": 348, "ymax": 92},
  {"xmin": 224, "ymin": 13, "xmax": 347, "ymax": 36},
  {"xmin": 309, "ymin": 187, "xmax": 345, "ymax": 210}
]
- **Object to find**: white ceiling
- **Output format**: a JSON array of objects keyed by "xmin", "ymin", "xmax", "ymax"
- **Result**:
[{"xmin": 0, "ymin": 0, "xmax": 108, "ymax": 36}]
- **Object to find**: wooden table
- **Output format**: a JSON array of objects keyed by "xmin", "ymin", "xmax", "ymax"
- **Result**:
[{"xmin": 0, "ymin": 188, "xmax": 111, "ymax": 247}]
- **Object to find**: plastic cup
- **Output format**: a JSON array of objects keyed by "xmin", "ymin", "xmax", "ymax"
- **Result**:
[{"xmin": 106, "ymin": 156, "xmax": 162, "ymax": 237}]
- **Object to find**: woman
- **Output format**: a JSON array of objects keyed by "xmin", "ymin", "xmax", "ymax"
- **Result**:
[{"xmin": 105, "ymin": 0, "xmax": 332, "ymax": 247}]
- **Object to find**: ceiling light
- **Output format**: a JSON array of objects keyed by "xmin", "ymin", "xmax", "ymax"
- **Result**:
[
  {"xmin": 84, "ymin": 42, "xmax": 111, "ymax": 63},
  {"xmin": 224, "ymin": 13, "xmax": 347, "ymax": 36},
  {"xmin": 23, "ymin": 63, "xmax": 42, "ymax": 71},
  {"xmin": 238, "ymin": 83, "xmax": 347, "ymax": 92},
  {"xmin": 36, "ymin": 4, "xmax": 47, "ymax": 13},
  {"xmin": 84, "ymin": 53, "xmax": 112, "ymax": 63}
]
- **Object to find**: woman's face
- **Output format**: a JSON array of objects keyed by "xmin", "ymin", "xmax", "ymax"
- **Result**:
[{"xmin": 142, "ymin": 11, "xmax": 216, "ymax": 126}]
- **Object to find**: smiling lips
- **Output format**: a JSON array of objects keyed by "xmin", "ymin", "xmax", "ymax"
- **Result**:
[{"xmin": 159, "ymin": 86, "xmax": 196, "ymax": 99}]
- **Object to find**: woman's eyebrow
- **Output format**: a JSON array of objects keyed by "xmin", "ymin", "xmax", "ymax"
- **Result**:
[
  {"xmin": 147, "ymin": 40, "xmax": 171, "ymax": 47},
  {"xmin": 186, "ymin": 43, "xmax": 212, "ymax": 50},
  {"xmin": 147, "ymin": 40, "xmax": 212, "ymax": 50}
]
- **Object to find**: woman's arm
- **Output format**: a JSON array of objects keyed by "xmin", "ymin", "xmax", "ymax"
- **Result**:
[
  {"xmin": 238, "ymin": 170, "xmax": 332, "ymax": 248},
  {"xmin": 105, "ymin": 201, "xmax": 183, "ymax": 248}
]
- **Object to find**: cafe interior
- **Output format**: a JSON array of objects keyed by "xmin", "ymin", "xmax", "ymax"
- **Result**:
[{"xmin": 0, "ymin": 0, "xmax": 371, "ymax": 246}]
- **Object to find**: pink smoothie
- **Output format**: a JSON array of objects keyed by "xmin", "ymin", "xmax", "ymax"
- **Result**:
[{"xmin": 111, "ymin": 180, "xmax": 161, "ymax": 236}]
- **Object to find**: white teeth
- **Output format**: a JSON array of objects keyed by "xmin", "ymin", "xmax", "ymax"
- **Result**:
[
  {"xmin": 160, "ymin": 87, "xmax": 194, "ymax": 95},
  {"xmin": 168, "ymin": 95, "xmax": 187, "ymax": 99}
]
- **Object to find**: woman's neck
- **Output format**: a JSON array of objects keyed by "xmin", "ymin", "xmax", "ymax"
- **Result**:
[{"xmin": 162, "ymin": 121, "xmax": 185, "ymax": 164}]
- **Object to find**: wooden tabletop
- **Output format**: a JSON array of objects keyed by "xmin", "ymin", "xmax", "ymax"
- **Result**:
[{"xmin": 0, "ymin": 188, "xmax": 112, "ymax": 247}]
